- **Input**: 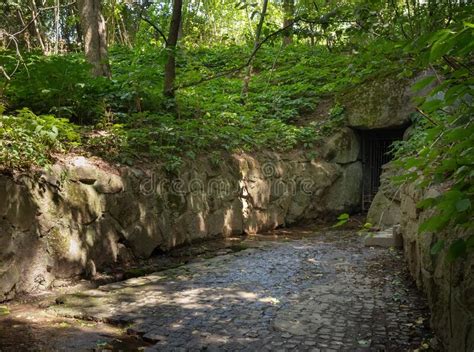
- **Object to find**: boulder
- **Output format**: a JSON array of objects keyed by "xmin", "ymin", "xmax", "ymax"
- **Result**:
[
  {"xmin": 377, "ymin": 163, "xmax": 402, "ymax": 201},
  {"xmin": 341, "ymin": 71, "xmax": 437, "ymax": 129},
  {"xmin": 323, "ymin": 161, "xmax": 362, "ymax": 213},
  {"xmin": 63, "ymin": 181, "xmax": 103, "ymax": 224},
  {"xmin": 366, "ymin": 162, "xmax": 402, "ymax": 228},
  {"xmin": 0, "ymin": 177, "xmax": 38, "ymax": 231},
  {"xmin": 340, "ymin": 76, "xmax": 412, "ymax": 129},
  {"xmin": 366, "ymin": 191, "xmax": 401, "ymax": 228},
  {"xmin": 93, "ymin": 173, "xmax": 124, "ymax": 194},
  {"xmin": 321, "ymin": 127, "xmax": 360, "ymax": 164}
]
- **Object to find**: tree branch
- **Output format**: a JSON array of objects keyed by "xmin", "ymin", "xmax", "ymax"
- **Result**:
[
  {"xmin": 12, "ymin": 1, "xmax": 76, "ymax": 37},
  {"xmin": 139, "ymin": 15, "xmax": 168, "ymax": 45},
  {"xmin": 175, "ymin": 13, "xmax": 358, "ymax": 91},
  {"xmin": 416, "ymin": 107, "xmax": 439, "ymax": 126},
  {"xmin": 175, "ymin": 18, "xmax": 306, "ymax": 91},
  {"xmin": 2, "ymin": 32, "xmax": 26, "ymax": 79}
]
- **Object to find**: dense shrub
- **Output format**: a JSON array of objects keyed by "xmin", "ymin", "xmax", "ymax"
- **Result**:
[
  {"xmin": 392, "ymin": 23, "xmax": 474, "ymax": 261},
  {"xmin": 1, "ymin": 53, "xmax": 111, "ymax": 124},
  {"xmin": 0, "ymin": 106, "xmax": 79, "ymax": 169}
]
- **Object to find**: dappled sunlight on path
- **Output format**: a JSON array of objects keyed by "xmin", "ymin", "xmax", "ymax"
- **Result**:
[{"xmin": 45, "ymin": 230, "xmax": 433, "ymax": 351}]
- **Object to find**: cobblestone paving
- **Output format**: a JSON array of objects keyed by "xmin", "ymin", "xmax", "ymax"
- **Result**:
[{"xmin": 51, "ymin": 231, "xmax": 433, "ymax": 351}]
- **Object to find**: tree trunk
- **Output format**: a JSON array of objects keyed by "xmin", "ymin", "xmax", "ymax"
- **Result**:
[
  {"xmin": 77, "ymin": 0, "xmax": 111, "ymax": 77},
  {"xmin": 282, "ymin": 0, "xmax": 294, "ymax": 46},
  {"xmin": 241, "ymin": 0, "xmax": 268, "ymax": 100},
  {"xmin": 29, "ymin": 0, "xmax": 46, "ymax": 53},
  {"xmin": 163, "ymin": 0, "xmax": 183, "ymax": 98},
  {"xmin": 54, "ymin": 0, "xmax": 60, "ymax": 54},
  {"xmin": 119, "ymin": 14, "xmax": 131, "ymax": 47},
  {"xmin": 16, "ymin": 10, "xmax": 31, "ymax": 51}
]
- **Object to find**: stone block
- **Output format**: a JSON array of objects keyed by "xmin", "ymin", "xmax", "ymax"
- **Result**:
[{"xmin": 364, "ymin": 228, "xmax": 403, "ymax": 248}]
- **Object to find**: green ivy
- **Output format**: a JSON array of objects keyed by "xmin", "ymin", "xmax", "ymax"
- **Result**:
[
  {"xmin": 392, "ymin": 22, "xmax": 474, "ymax": 263},
  {"xmin": 0, "ymin": 107, "xmax": 79, "ymax": 169}
]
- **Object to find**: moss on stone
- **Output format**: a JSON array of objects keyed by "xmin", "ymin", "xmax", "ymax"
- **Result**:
[
  {"xmin": 47, "ymin": 227, "xmax": 70, "ymax": 257},
  {"xmin": 337, "ymin": 75, "xmax": 411, "ymax": 129}
]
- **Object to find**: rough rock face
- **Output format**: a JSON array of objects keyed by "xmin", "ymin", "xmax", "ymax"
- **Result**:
[
  {"xmin": 0, "ymin": 147, "xmax": 362, "ymax": 300},
  {"xmin": 367, "ymin": 163, "xmax": 402, "ymax": 228},
  {"xmin": 323, "ymin": 161, "xmax": 362, "ymax": 213},
  {"xmin": 340, "ymin": 72, "xmax": 433, "ymax": 129},
  {"xmin": 321, "ymin": 127, "xmax": 360, "ymax": 164},
  {"xmin": 400, "ymin": 184, "xmax": 474, "ymax": 352}
]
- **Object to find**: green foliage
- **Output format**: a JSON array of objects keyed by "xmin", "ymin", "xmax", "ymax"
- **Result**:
[
  {"xmin": 0, "ymin": 305, "xmax": 9, "ymax": 316},
  {"xmin": 393, "ymin": 22, "xmax": 474, "ymax": 263},
  {"xmin": 0, "ymin": 107, "xmax": 79, "ymax": 169},
  {"xmin": 2, "ymin": 53, "xmax": 110, "ymax": 124},
  {"xmin": 99, "ymin": 110, "xmax": 318, "ymax": 168},
  {"xmin": 333, "ymin": 213, "xmax": 350, "ymax": 228},
  {"xmin": 430, "ymin": 239, "xmax": 445, "ymax": 255},
  {"xmin": 2, "ymin": 41, "xmax": 401, "ymax": 170},
  {"xmin": 83, "ymin": 124, "xmax": 129, "ymax": 162}
]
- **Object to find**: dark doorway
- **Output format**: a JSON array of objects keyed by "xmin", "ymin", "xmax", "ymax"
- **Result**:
[{"xmin": 359, "ymin": 127, "xmax": 407, "ymax": 210}]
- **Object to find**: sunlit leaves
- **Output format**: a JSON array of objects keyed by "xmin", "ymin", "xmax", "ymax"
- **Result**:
[
  {"xmin": 332, "ymin": 213, "xmax": 350, "ymax": 228},
  {"xmin": 411, "ymin": 75, "xmax": 436, "ymax": 93},
  {"xmin": 0, "ymin": 109, "xmax": 78, "ymax": 169}
]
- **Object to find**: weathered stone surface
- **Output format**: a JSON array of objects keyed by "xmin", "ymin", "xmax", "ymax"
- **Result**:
[
  {"xmin": 377, "ymin": 162, "xmax": 402, "ymax": 201},
  {"xmin": 340, "ymin": 76, "xmax": 412, "ymax": 129},
  {"xmin": 341, "ymin": 71, "xmax": 437, "ymax": 130},
  {"xmin": 0, "ymin": 177, "xmax": 38, "ymax": 231},
  {"xmin": 123, "ymin": 215, "xmax": 163, "ymax": 258},
  {"xmin": 340, "ymin": 72, "xmax": 434, "ymax": 129},
  {"xmin": 321, "ymin": 127, "xmax": 360, "ymax": 164},
  {"xmin": 367, "ymin": 162, "xmax": 402, "ymax": 228},
  {"xmin": 363, "ymin": 228, "xmax": 402, "ymax": 248},
  {"xmin": 323, "ymin": 161, "xmax": 362, "ymax": 213},
  {"xmin": 367, "ymin": 191, "xmax": 401, "ymax": 228},
  {"xmin": 400, "ymin": 183, "xmax": 474, "ymax": 352},
  {"xmin": 0, "ymin": 149, "xmax": 363, "ymax": 299},
  {"xmin": 93, "ymin": 173, "xmax": 124, "ymax": 194}
]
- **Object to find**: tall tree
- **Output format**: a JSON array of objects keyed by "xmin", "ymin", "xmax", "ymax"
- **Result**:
[
  {"xmin": 241, "ymin": 0, "xmax": 269, "ymax": 99},
  {"xmin": 29, "ymin": 0, "xmax": 46, "ymax": 53},
  {"xmin": 282, "ymin": 0, "xmax": 295, "ymax": 46},
  {"xmin": 163, "ymin": 0, "xmax": 183, "ymax": 98},
  {"xmin": 77, "ymin": 0, "xmax": 111, "ymax": 77}
]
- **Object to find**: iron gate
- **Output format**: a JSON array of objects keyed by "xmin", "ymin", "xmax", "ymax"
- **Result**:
[{"xmin": 360, "ymin": 128, "xmax": 406, "ymax": 211}]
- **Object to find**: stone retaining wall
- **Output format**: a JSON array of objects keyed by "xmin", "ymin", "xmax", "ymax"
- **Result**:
[
  {"xmin": 0, "ymin": 139, "xmax": 362, "ymax": 300},
  {"xmin": 1, "ymin": 71, "xmax": 432, "ymax": 302},
  {"xmin": 400, "ymin": 184, "xmax": 474, "ymax": 352}
]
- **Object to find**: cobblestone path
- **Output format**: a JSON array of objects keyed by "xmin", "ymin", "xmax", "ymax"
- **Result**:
[{"xmin": 50, "ymin": 231, "xmax": 433, "ymax": 351}]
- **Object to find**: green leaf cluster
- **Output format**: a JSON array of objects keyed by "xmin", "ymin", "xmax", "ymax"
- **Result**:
[
  {"xmin": 0, "ymin": 107, "xmax": 79, "ymax": 169},
  {"xmin": 393, "ymin": 23, "xmax": 474, "ymax": 263}
]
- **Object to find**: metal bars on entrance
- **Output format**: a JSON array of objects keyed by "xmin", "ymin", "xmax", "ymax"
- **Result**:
[{"xmin": 360, "ymin": 128, "xmax": 406, "ymax": 211}]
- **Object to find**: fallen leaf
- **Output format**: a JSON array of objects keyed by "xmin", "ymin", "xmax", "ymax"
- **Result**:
[{"xmin": 0, "ymin": 306, "xmax": 10, "ymax": 316}]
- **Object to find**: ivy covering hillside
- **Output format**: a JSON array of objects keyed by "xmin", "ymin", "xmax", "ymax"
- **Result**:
[{"xmin": 1, "ymin": 41, "xmax": 406, "ymax": 169}]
